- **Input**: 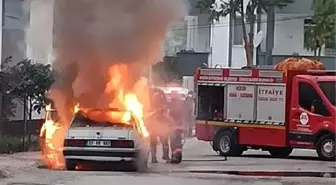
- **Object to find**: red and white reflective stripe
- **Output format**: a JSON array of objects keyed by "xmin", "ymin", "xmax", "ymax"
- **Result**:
[
  {"xmin": 199, "ymin": 68, "xmax": 222, "ymax": 76},
  {"xmin": 197, "ymin": 68, "xmax": 283, "ymax": 83}
]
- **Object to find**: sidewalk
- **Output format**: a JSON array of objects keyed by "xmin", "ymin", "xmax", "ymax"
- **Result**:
[{"xmin": 0, "ymin": 152, "xmax": 39, "ymax": 178}]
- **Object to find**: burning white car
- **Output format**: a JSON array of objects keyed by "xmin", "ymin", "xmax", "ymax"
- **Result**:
[{"xmin": 62, "ymin": 108, "xmax": 149, "ymax": 171}]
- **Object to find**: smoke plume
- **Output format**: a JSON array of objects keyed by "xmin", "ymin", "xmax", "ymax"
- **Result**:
[{"xmin": 50, "ymin": 0, "xmax": 184, "ymax": 124}]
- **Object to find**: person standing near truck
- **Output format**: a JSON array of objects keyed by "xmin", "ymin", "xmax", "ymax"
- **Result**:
[{"xmin": 146, "ymin": 88, "xmax": 171, "ymax": 163}]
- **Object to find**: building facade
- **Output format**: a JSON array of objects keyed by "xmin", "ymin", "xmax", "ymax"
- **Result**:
[
  {"xmin": 26, "ymin": 0, "xmax": 54, "ymax": 65},
  {"xmin": 164, "ymin": 0, "xmax": 211, "ymax": 56},
  {"xmin": 1, "ymin": 0, "xmax": 27, "ymax": 64},
  {"xmin": 209, "ymin": 0, "xmax": 335, "ymax": 68}
]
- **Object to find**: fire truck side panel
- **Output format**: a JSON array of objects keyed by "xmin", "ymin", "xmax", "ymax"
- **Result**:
[
  {"xmin": 256, "ymin": 85, "xmax": 286, "ymax": 123},
  {"xmin": 195, "ymin": 120, "xmax": 214, "ymax": 141},
  {"xmin": 226, "ymin": 84, "xmax": 255, "ymax": 120},
  {"xmin": 238, "ymin": 126, "xmax": 286, "ymax": 147}
]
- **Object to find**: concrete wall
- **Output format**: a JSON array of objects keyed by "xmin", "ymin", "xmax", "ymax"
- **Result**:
[
  {"xmin": 1, "ymin": 0, "xmax": 27, "ymax": 63},
  {"xmin": 275, "ymin": 0, "xmax": 313, "ymax": 14},
  {"xmin": 272, "ymin": 14, "xmax": 319, "ymax": 56},
  {"xmin": 273, "ymin": 55, "xmax": 336, "ymax": 70},
  {"xmin": 175, "ymin": 52, "xmax": 209, "ymax": 76},
  {"xmin": 164, "ymin": 0, "xmax": 211, "ymax": 56},
  {"xmin": 26, "ymin": 0, "xmax": 54, "ymax": 65}
]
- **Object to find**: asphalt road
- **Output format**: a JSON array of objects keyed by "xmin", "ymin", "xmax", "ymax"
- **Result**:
[{"xmin": 0, "ymin": 138, "xmax": 335, "ymax": 185}]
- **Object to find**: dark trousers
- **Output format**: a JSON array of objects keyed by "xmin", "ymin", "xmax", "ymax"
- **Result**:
[{"xmin": 150, "ymin": 134, "xmax": 169, "ymax": 159}]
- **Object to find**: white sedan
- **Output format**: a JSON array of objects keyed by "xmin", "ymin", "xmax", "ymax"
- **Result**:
[{"xmin": 63, "ymin": 108, "xmax": 149, "ymax": 172}]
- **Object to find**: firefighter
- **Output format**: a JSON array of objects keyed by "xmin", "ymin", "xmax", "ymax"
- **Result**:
[
  {"xmin": 147, "ymin": 88, "xmax": 170, "ymax": 163},
  {"xmin": 167, "ymin": 91, "xmax": 185, "ymax": 162}
]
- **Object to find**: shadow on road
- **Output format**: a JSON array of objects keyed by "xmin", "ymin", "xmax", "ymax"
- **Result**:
[
  {"xmin": 38, "ymin": 161, "xmax": 140, "ymax": 172},
  {"xmin": 242, "ymin": 154, "xmax": 320, "ymax": 161},
  {"xmin": 198, "ymin": 154, "xmax": 324, "ymax": 161},
  {"xmin": 174, "ymin": 170, "xmax": 336, "ymax": 178}
]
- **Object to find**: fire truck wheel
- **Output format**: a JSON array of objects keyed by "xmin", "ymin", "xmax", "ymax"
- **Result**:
[
  {"xmin": 268, "ymin": 147, "xmax": 293, "ymax": 158},
  {"xmin": 216, "ymin": 131, "xmax": 243, "ymax": 156},
  {"xmin": 316, "ymin": 134, "xmax": 336, "ymax": 161}
]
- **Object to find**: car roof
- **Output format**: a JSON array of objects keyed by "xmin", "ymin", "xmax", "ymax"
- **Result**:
[{"xmin": 80, "ymin": 108, "xmax": 130, "ymax": 112}]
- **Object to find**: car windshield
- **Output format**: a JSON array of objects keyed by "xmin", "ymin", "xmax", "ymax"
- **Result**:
[
  {"xmin": 70, "ymin": 109, "xmax": 133, "ymax": 128},
  {"xmin": 319, "ymin": 82, "xmax": 336, "ymax": 106}
]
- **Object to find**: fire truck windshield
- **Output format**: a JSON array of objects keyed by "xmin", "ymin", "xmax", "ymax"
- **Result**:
[{"xmin": 319, "ymin": 82, "xmax": 336, "ymax": 106}]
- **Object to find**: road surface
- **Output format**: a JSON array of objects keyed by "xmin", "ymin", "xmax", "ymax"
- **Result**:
[{"xmin": 0, "ymin": 138, "xmax": 335, "ymax": 185}]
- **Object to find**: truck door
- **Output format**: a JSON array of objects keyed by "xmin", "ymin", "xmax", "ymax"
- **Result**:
[{"xmin": 289, "ymin": 80, "xmax": 331, "ymax": 147}]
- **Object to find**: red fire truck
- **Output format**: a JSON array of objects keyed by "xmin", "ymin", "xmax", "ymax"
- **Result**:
[{"xmin": 194, "ymin": 68, "xmax": 335, "ymax": 161}]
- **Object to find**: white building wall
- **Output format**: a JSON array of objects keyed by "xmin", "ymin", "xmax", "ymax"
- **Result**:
[
  {"xmin": 273, "ymin": 14, "xmax": 317, "ymax": 56},
  {"xmin": 210, "ymin": 10, "xmax": 321, "ymax": 68},
  {"xmin": 164, "ymin": 14, "xmax": 211, "ymax": 56},
  {"xmin": 26, "ymin": 0, "xmax": 54, "ymax": 65},
  {"xmin": 210, "ymin": 16, "xmax": 258, "ymax": 68},
  {"xmin": 0, "ymin": 0, "xmax": 3, "ymax": 64}
]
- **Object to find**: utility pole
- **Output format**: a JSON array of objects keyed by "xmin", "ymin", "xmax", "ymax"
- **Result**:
[
  {"xmin": 228, "ymin": 10, "xmax": 234, "ymax": 67},
  {"xmin": 22, "ymin": 95, "xmax": 28, "ymax": 151},
  {"xmin": 265, "ymin": 6, "xmax": 275, "ymax": 65},
  {"xmin": 256, "ymin": 8, "xmax": 261, "ymax": 66}
]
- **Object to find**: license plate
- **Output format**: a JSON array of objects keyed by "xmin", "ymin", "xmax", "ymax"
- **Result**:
[{"xmin": 86, "ymin": 140, "xmax": 111, "ymax": 147}]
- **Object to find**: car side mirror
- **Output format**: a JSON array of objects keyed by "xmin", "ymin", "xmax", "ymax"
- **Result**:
[
  {"xmin": 310, "ymin": 105, "xmax": 315, "ymax": 113},
  {"xmin": 311, "ymin": 100, "xmax": 322, "ymax": 113}
]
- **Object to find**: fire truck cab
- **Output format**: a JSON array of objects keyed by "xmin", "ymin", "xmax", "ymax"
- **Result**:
[{"xmin": 195, "ymin": 68, "xmax": 336, "ymax": 161}]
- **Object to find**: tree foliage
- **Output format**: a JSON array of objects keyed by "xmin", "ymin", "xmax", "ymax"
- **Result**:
[
  {"xmin": 7, "ymin": 59, "xmax": 54, "ymax": 115},
  {"xmin": 196, "ymin": 0, "xmax": 294, "ymax": 67},
  {"xmin": 304, "ymin": 0, "xmax": 336, "ymax": 59},
  {"xmin": 0, "ymin": 57, "xmax": 17, "ymax": 121}
]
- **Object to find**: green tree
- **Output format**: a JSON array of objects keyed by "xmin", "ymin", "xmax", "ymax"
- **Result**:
[
  {"xmin": 197, "ymin": 0, "xmax": 294, "ymax": 67},
  {"xmin": 6, "ymin": 59, "xmax": 54, "ymax": 149},
  {"xmin": 304, "ymin": 0, "xmax": 336, "ymax": 59},
  {"xmin": 0, "ymin": 57, "xmax": 17, "ymax": 136},
  {"xmin": 8, "ymin": 59, "xmax": 54, "ymax": 116}
]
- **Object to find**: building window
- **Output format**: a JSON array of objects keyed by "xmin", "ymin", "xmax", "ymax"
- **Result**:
[
  {"xmin": 303, "ymin": 19, "xmax": 316, "ymax": 49},
  {"xmin": 233, "ymin": 16, "xmax": 250, "ymax": 46}
]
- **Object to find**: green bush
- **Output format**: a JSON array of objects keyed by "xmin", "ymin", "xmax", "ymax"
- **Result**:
[
  {"xmin": 0, "ymin": 135, "xmax": 42, "ymax": 154},
  {"xmin": 0, "ymin": 135, "xmax": 24, "ymax": 154}
]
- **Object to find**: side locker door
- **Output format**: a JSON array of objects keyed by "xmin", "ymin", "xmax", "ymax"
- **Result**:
[{"xmin": 289, "ymin": 79, "xmax": 323, "ymax": 147}]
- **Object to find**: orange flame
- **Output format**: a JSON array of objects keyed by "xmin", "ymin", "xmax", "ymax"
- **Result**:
[
  {"xmin": 105, "ymin": 64, "xmax": 149, "ymax": 137},
  {"xmin": 40, "ymin": 105, "xmax": 64, "ymax": 169}
]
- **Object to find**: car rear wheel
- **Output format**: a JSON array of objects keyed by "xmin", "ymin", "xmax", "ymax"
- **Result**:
[
  {"xmin": 316, "ymin": 134, "xmax": 336, "ymax": 161},
  {"xmin": 65, "ymin": 160, "xmax": 77, "ymax": 170}
]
